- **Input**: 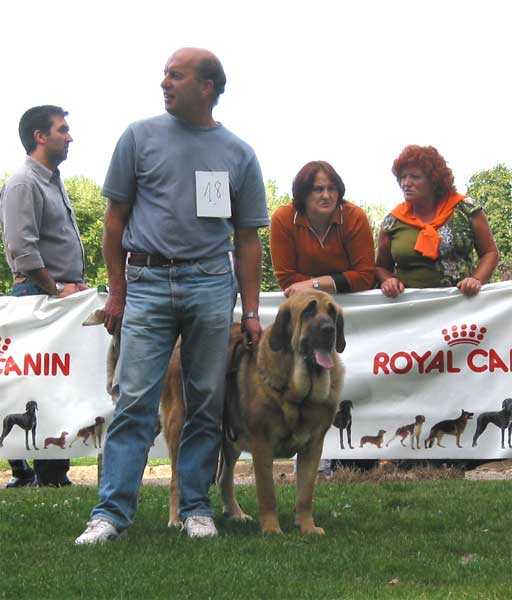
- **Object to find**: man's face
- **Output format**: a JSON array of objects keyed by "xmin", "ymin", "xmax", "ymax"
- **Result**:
[
  {"xmin": 161, "ymin": 50, "xmax": 209, "ymax": 122},
  {"xmin": 42, "ymin": 114, "xmax": 73, "ymax": 165}
]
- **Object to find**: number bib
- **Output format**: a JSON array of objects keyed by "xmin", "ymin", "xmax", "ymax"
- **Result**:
[{"xmin": 195, "ymin": 171, "xmax": 231, "ymax": 218}]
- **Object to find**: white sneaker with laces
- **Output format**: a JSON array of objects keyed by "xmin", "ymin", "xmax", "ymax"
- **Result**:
[
  {"xmin": 183, "ymin": 516, "xmax": 218, "ymax": 538},
  {"xmin": 74, "ymin": 518, "xmax": 126, "ymax": 545}
]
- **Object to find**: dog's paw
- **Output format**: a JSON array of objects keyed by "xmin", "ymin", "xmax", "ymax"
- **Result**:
[
  {"xmin": 261, "ymin": 526, "xmax": 283, "ymax": 535},
  {"xmin": 298, "ymin": 524, "xmax": 325, "ymax": 535},
  {"xmin": 261, "ymin": 517, "xmax": 283, "ymax": 535},
  {"xmin": 224, "ymin": 510, "xmax": 253, "ymax": 522},
  {"xmin": 167, "ymin": 518, "xmax": 183, "ymax": 529}
]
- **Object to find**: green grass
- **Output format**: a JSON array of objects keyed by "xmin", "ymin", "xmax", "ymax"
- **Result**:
[{"xmin": 1, "ymin": 480, "xmax": 511, "ymax": 599}]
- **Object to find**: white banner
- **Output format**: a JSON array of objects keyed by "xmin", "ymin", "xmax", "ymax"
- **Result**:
[{"xmin": 1, "ymin": 283, "xmax": 512, "ymax": 460}]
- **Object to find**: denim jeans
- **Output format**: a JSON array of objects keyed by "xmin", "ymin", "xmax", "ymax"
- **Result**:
[
  {"xmin": 9, "ymin": 280, "xmax": 70, "ymax": 482},
  {"xmin": 91, "ymin": 254, "xmax": 235, "ymax": 530}
]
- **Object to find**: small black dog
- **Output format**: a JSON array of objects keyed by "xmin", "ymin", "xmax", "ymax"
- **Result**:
[
  {"xmin": 332, "ymin": 400, "xmax": 353, "ymax": 449},
  {"xmin": 0, "ymin": 400, "xmax": 38, "ymax": 450},
  {"xmin": 472, "ymin": 398, "xmax": 512, "ymax": 449}
]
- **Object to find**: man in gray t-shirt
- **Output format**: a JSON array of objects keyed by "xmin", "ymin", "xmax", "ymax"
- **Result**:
[{"xmin": 76, "ymin": 48, "xmax": 269, "ymax": 544}]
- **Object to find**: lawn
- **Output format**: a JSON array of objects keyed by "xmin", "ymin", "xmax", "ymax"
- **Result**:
[{"xmin": 1, "ymin": 476, "xmax": 511, "ymax": 599}]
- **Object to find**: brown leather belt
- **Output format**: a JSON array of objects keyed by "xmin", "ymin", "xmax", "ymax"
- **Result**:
[{"xmin": 128, "ymin": 253, "xmax": 195, "ymax": 267}]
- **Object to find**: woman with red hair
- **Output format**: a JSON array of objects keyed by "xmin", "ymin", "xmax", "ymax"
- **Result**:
[{"xmin": 376, "ymin": 145, "xmax": 498, "ymax": 297}]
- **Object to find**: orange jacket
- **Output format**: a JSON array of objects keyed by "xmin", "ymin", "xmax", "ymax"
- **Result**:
[{"xmin": 270, "ymin": 202, "xmax": 376, "ymax": 292}]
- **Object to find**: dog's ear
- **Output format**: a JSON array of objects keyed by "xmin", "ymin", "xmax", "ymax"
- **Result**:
[
  {"xmin": 269, "ymin": 306, "xmax": 292, "ymax": 352},
  {"xmin": 335, "ymin": 311, "xmax": 346, "ymax": 354},
  {"xmin": 82, "ymin": 309, "xmax": 105, "ymax": 327}
]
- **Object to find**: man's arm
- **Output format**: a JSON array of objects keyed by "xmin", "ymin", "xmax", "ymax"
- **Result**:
[
  {"xmin": 102, "ymin": 199, "xmax": 131, "ymax": 334},
  {"xmin": 24, "ymin": 268, "xmax": 80, "ymax": 297},
  {"xmin": 233, "ymin": 227, "xmax": 263, "ymax": 348}
]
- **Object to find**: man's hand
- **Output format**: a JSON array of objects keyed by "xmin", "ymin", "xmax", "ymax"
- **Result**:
[
  {"xmin": 241, "ymin": 316, "xmax": 262, "ymax": 350},
  {"xmin": 59, "ymin": 282, "xmax": 86, "ymax": 298},
  {"xmin": 103, "ymin": 288, "xmax": 126, "ymax": 335}
]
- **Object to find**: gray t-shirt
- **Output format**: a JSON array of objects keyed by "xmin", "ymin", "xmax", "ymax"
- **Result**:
[
  {"xmin": 0, "ymin": 156, "xmax": 84, "ymax": 282},
  {"xmin": 102, "ymin": 114, "xmax": 269, "ymax": 259}
]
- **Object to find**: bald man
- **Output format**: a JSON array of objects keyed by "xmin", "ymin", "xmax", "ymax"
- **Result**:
[{"xmin": 76, "ymin": 48, "xmax": 268, "ymax": 543}]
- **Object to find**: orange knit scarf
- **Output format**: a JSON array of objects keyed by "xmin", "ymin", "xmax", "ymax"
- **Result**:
[{"xmin": 391, "ymin": 192, "xmax": 466, "ymax": 259}]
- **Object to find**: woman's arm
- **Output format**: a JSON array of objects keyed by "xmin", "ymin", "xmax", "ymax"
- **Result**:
[
  {"xmin": 270, "ymin": 208, "xmax": 340, "ymax": 296},
  {"xmin": 376, "ymin": 227, "xmax": 405, "ymax": 298},
  {"xmin": 457, "ymin": 210, "xmax": 499, "ymax": 296},
  {"xmin": 270, "ymin": 208, "xmax": 310, "ymax": 289}
]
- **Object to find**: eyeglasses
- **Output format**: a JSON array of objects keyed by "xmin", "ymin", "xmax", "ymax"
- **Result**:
[{"xmin": 311, "ymin": 185, "xmax": 338, "ymax": 194}]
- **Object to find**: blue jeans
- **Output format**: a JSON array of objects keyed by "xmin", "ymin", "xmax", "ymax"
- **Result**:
[
  {"xmin": 9, "ymin": 280, "xmax": 70, "ymax": 483},
  {"xmin": 91, "ymin": 254, "xmax": 235, "ymax": 530}
]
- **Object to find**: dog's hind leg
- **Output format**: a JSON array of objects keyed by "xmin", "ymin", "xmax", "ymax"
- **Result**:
[
  {"xmin": 386, "ymin": 434, "xmax": 398, "ymax": 447},
  {"xmin": 0, "ymin": 420, "xmax": 14, "ymax": 447},
  {"xmin": 472, "ymin": 417, "xmax": 488, "ymax": 447},
  {"xmin": 219, "ymin": 442, "xmax": 251, "ymax": 521}
]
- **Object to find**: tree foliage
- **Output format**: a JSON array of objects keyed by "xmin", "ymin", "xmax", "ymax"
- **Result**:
[
  {"xmin": 260, "ymin": 180, "xmax": 290, "ymax": 292},
  {"xmin": 466, "ymin": 163, "xmax": 512, "ymax": 281}
]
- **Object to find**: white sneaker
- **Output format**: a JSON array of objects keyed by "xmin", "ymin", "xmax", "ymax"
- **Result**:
[
  {"xmin": 183, "ymin": 516, "xmax": 218, "ymax": 538},
  {"xmin": 74, "ymin": 518, "xmax": 126, "ymax": 545}
]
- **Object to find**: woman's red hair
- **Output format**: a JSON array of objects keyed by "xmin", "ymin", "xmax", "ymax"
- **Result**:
[{"xmin": 392, "ymin": 145, "xmax": 456, "ymax": 202}]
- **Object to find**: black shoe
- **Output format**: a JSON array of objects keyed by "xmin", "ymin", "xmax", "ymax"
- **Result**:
[
  {"xmin": 6, "ymin": 476, "xmax": 35, "ymax": 488},
  {"xmin": 58, "ymin": 475, "xmax": 73, "ymax": 487}
]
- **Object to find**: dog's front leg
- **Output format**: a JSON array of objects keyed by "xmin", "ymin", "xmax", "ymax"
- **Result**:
[
  {"xmin": 251, "ymin": 436, "xmax": 281, "ymax": 534},
  {"xmin": 31, "ymin": 426, "xmax": 38, "ymax": 450},
  {"xmin": 295, "ymin": 437, "xmax": 325, "ymax": 535},
  {"xmin": 347, "ymin": 423, "xmax": 354, "ymax": 449}
]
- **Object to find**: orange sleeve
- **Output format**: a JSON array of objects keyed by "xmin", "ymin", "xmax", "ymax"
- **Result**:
[
  {"xmin": 340, "ymin": 206, "xmax": 376, "ymax": 292},
  {"xmin": 270, "ymin": 206, "xmax": 310, "ymax": 290}
]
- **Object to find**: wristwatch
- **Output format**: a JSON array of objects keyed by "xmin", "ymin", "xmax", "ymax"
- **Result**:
[
  {"xmin": 312, "ymin": 279, "xmax": 320, "ymax": 289},
  {"xmin": 53, "ymin": 282, "xmax": 65, "ymax": 297}
]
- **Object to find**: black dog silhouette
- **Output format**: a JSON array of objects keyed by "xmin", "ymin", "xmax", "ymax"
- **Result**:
[
  {"xmin": 333, "ymin": 400, "xmax": 353, "ymax": 449},
  {"xmin": 472, "ymin": 398, "xmax": 512, "ymax": 449},
  {"xmin": 0, "ymin": 400, "xmax": 38, "ymax": 450}
]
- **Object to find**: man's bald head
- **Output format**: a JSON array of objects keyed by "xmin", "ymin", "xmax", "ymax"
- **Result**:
[{"xmin": 169, "ymin": 48, "xmax": 226, "ymax": 106}]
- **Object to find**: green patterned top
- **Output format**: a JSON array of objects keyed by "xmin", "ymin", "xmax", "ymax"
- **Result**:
[{"xmin": 381, "ymin": 199, "xmax": 481, "ymax": 288}]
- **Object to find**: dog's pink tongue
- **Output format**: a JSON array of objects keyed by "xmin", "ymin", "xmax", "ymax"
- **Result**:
[{"xmin": 315, "ymin": 350, "xmax": 334, "ymax": 369}]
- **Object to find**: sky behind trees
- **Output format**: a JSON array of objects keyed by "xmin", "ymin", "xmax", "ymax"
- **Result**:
[{"xmin": 1, "ymin": 0, "xmax": 510, "ymax": 207}]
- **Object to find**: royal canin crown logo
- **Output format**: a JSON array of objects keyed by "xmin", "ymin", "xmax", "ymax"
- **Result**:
[
  {"xmin": 0, "ymin": 337, "xmax": 12, "ymax": 356},
  {"xmin": 373, "ymin": 323, "xmax": 511, "ymax": 376},
  {"xmin": 0, "ymin": 335, "xmax": 70, "ymax": 377},
  {"xmin": 442, "ymin": 324, "xmax": 487, "ymax": 347}
]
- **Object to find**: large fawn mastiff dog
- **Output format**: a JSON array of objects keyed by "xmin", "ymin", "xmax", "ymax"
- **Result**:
[
  {"xmin": 85, "ymin": 289, "xmax": 345, "ymax": 535},
  {"xmin": 217, "ymin": 289, "xmax": 345, "ymax": 535}
]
